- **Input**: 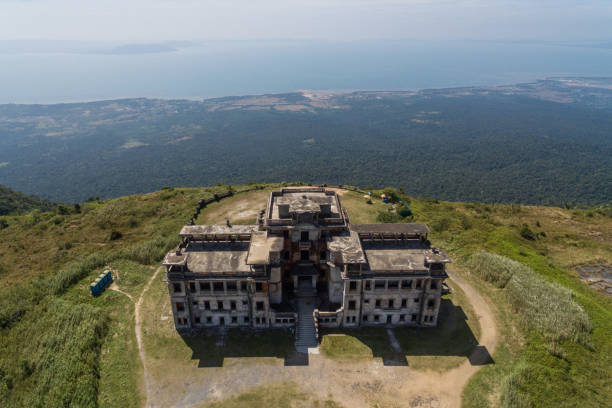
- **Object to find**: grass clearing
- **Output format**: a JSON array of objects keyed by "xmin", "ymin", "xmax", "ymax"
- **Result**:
[{"xmin": 320, "ymin": 280, "xmax": 481, "ymax": 371}]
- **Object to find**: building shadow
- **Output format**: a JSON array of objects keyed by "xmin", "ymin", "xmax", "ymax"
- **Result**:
[
  {"xmin": 320, "ymin": 299, "xmax": 494, "ymax": 367},
  {"xmin": 179, "ymin": 299, "xmax": 493, "ymax": 368},
  {"xmin": 181, "ymin": 327, "xmax": 301, "ymax": 367}
]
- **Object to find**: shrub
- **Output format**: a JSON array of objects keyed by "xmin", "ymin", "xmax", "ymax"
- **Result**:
[
  {"xmin": 397, "ymin": 206, "xmax": 412, "ymax": 218},
  {"xmin": 376, "ymin": 211, "xmax": 403, "ymax": 223},
  {"xmin": 520, "ymin": 224, "xmax": 536, "ymax": 240},
  {"xmin": 0, "ymin": 218, "xmax": 8, "ymax": 229},
  {"xmin": 109, "ymin": 230, "xmax": 123, "ymax": 241}
]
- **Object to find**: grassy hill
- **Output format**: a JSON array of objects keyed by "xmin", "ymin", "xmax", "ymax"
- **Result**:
[
  {"xmin": 0, "ymin": 184, "xmax": 56, "ymax": 216},
  {"xmin": 0, "ymin": 183, "xmax": 610, "ymax": 407}
]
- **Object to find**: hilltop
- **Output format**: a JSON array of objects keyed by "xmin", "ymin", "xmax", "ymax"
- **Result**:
[
  {"xmin": 0, "ymin": 184, "xmax": 56, "ymax": 216},
  {"xmin": 0, "ymin": 183, "xmax": 610, "ymax": 407},
  {"xmin": 1, "ymin": 77, "xmax": 611, "ymax": 205}
]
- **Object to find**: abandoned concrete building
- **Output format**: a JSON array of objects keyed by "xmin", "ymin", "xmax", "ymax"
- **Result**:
[{"xmin": 163, "ymin": 187, "xmax": 450, "ymax": 349}]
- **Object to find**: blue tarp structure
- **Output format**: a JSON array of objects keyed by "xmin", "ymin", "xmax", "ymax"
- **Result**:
[{"xmin": 90, "ymin": 270, "xmax": 113, "ymax": 296}]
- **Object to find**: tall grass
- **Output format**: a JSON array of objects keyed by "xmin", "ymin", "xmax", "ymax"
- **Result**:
[
  {"xmin": 468, "ymin": 251, "xmax": 531, "ymax": 288},
  {"xmin": 120, "ymin": 235, "xmax": 180, "ymax": 265},
  {"xmin": 468, "ymin": 251, "xmax": 592, "ymax": 345},
  {"xmin": 0, "ymin": 298, "xmax": 106, "ymax": 408},
  {"xmin": 500, "ymin": 363, "xmax": 532, "ymax": 408},
  {"xmin": 506, "ymin": 271, "xmax": 592, "ymax": 345}
]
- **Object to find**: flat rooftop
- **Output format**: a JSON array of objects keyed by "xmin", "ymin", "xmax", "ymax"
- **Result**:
[
  {"xmin": 246, "ymin": 232, "xmax": 284, "ymax": 265},
  {"xmin": 350, "ymin": 223, "xmax": 430, "ymax": 236},
  {"xmin": 167, "ymin": 241, "xmax": 252, "ymax": 274},
  {"xmin": 361, "ymin": 240, "xmax": 438, "ymax": 272},
  {"xmin": 327, "ymin": 231, "xmax": 367, "ymax": 264},
  {"xmin": 272, "ymin": 192, "xmax": 339, "ymax": 217},
  {"xmin": 267, "ymin": 188, "xmax": 345, "ymax": 222}
]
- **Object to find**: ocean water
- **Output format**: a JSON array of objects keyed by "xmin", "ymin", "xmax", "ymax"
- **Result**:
[{"xmin": 1, "ymin": 40, "xmax": 612, "ymax": 104}]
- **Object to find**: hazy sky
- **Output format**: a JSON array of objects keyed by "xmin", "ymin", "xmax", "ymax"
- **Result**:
[{"xmin": 2, "ymin": 0, "xmax": 612, "ymax": 42}]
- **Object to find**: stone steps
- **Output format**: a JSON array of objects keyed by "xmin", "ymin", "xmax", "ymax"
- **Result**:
[{"xmin": 295, "ymin": 292, "xmax": 318, "ymax": 353}]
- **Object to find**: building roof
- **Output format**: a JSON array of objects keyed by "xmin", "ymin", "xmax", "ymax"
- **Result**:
[
  {"xmin": 271, "ymin": 191, "xmax": 340, "ymax": 217},
  {"xmin": 327, "ymin": 231, "xmax": 367, "ymax": 264},
  {"xmin": 179, "ymin": 224, "xmax": 258, "ymax": 238},
  {"xmin": 361, "ymin": 240, "xmax": 430, "ymax": 272},
  {"xmin": 350, "ymin": 223, "xmax": 430, "ymax": 235},
  {"xmin": 183, "ymin": 242, "xmax": 251, "ymax": 274},
  {"xmin": 246, "ymin": 232, "xmax": 284, "ymax": 265}
]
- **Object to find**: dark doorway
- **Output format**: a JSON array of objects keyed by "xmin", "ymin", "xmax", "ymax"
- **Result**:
[
  {"xmin": 386, "ymin": 315, "xmax": 392, "ymax": 324},
  {"xmin": 219, "ymin": 317, "xmax": 225, "ymax": 326},
  {"xmin": 301, "ymin": 250, "xmax": 309, "ymax": 261}
]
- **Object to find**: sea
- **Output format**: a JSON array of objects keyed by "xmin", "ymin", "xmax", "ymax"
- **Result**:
[{"xmin": 1, "ymin": 39, "xmax": 612, "ymax": 104}]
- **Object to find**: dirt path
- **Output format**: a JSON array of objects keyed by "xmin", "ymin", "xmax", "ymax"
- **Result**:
[
  {"xmin": 142, "ymin": 269, "xmax": 499, "ymax": 408},
  {"xmin": 135, "ymin": 266, "xmax": 164, "ymax": 408},
  {"xmin": 109, "ymin": 282, "xmax": 134, "ymax": 302}
]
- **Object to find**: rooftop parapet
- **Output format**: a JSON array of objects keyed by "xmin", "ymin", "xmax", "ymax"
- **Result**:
[
  {"xmin": 349, "ymin": 223, "xmax": 430, "ymax": 238},
  {"xmin": 179, "ymin": 224, "xmax": 258, "ymax": 240},
  {"xmin": 264, "ymin": 188, "xmax": 347, "ymax": 227}
]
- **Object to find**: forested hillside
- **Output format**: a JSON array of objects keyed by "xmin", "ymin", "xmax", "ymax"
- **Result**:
[
  {"xmin": 0, "ymin": 184, "xmax": 56, "ymax": 215},
  {"xmin": 0, "ymin": 78, "xmax": 611, "ymax": 205}
]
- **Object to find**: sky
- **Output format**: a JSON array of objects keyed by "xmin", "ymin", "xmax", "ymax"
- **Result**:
[{"xmin": 1, "ymin": 0, "xmax": 612, "ymax": 43}]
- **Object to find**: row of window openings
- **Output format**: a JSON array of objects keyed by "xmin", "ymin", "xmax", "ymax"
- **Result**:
[
  {"xmin": 362, "ymin": 314, "xmax": 431, "ymax": 323},
  {"xmin": 174, "ymin": 281, "xmax": 267, "ymax": 294},
  {"xmin": 176, "ymin": 300, "xmax": 265, "ymax": 311},
  {"xmin": 354, "ymin": 279, "xmax": 438, "ymax": 291},
  {"xmin": 194, "ymin": 315, "xmax": 247, "ymax": 325},
  {"xmin": 348, "ymin": 298, "xmax": 436, "ymax": 310}
]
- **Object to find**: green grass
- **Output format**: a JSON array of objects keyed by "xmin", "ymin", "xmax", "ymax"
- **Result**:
[
  {"xmin": 1, "ymin": 184, "xmax": 611, "ymax": 407},
  {"xmin": 0, "ymin": 185, "xmax": 235, "ymax": 407}
]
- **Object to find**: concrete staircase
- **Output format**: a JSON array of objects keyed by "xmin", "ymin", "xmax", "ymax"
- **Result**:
[{"xmin": 295, "ymin": 281, "xmax": 318, "ymax": 353}]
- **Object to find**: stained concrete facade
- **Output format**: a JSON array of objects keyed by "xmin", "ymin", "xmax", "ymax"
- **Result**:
[{"xmin": 163, "ymin": 187, "xmax": 450, "ymax": 331}]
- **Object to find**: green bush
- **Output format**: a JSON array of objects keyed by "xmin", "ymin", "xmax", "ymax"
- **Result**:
[
  {"xmin": 376, "ymin": 211, "xmax": 403, "ymax": 223},
  {"xmin": 520, "ymin": 224, "xmax": 536, "ymax": 240},
  {"xmin": 109, "ymin": 230, "xmax": 122, "ymax": 241}
]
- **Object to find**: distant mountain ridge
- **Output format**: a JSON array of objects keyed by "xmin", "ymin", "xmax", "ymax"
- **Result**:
[{"xmin": 0, "ymin": 184, "xmax": 56, "ymax": 215}]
